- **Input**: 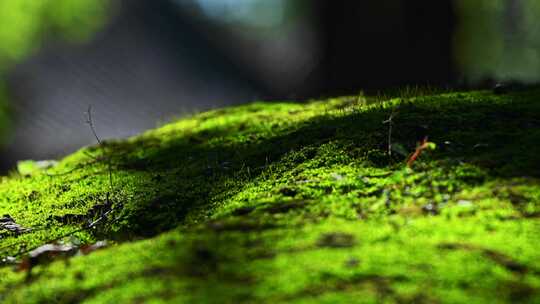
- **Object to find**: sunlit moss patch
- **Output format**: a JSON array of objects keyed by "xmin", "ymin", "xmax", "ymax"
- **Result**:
[{"xmin": 1, "ymin": 88, "xmax": 540, "ymax": 303}]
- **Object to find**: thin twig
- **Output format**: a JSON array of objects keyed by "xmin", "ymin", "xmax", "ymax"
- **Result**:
[
  {"xmin": 86, "ymin": 105, "xmax": 114, "ymax": 194},
  {"xmin": 86, "ymin": 105, "xmax": 102, "ymax": 145},
  {"xmin": 382, "ymin": 109, "xmax": 396, "ymax": 157}
]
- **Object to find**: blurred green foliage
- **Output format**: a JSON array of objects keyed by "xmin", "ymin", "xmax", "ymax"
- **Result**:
[
  {"xmin": 0, "ymin": 0, "xmax": 110, "ymax": 67},
  {"xmin": 0, "ymin": 0, "xmax": 110, "ymax": 146},
  {"xmin": 455, "ymin": 0, "xmax": 540, "ymax": 82}
]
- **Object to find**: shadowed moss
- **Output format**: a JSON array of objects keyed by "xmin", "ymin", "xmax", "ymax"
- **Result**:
[{"xmin": 0, "ymin": 89, "xmax": 539, "ymax": 303}]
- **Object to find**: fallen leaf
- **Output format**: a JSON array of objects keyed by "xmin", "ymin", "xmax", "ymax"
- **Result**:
[
  {"xmin": 19, "ymin": 243, "xmax": 76, "ymax": 272},
  {"xmin": 79, "ymin": 240, "xmax": 108, "ymax": 255},
  {"xmin": 0, "ymin": 215, "xmax": 31, "ymax": 234}
]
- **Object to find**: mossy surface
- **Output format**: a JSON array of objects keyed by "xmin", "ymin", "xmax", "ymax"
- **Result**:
[{"xmin": 0, "ymin": 89, "xmax": 540, "ymax": 303}]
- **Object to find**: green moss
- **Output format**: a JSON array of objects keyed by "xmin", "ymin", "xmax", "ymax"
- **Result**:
[{"xmin": 1, "ymin": 89, "xmax": 540, "ymax": 303}]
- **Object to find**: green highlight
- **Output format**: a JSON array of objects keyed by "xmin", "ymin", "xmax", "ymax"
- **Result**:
[{"xmin": 0, "ymin": 88, "xmax": 539, "ymax": 303}]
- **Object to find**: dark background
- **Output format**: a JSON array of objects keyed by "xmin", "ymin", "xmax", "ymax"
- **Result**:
[{"xmin": 0, "ymin": 0, "xmax": 537, "ymax": 171}]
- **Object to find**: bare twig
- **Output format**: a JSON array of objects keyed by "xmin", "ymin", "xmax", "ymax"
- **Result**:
[
  {"xmin": 86, "ymin": 105, "xmax": 102, "ymax": 145},
  {"xmin": 382, "ymin": 109, "xmax": 397, "ymax": 157},
  {"xmin": 86, "ymin": 105, "xmax": 114, "ymax": 195}
]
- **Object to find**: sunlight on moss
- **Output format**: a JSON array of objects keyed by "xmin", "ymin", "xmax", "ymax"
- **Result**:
[{"xmin": 0, "ymin": 89, "xmax": 539, "ymax": 303}]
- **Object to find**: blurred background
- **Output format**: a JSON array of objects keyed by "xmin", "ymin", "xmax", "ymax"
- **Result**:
[{"xmin": 0, "ymin": 0, "xmax": 539, "ymax": 172}]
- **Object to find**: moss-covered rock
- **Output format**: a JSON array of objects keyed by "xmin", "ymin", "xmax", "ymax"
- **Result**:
[{"xmin": 0, "ymin": 89, "xmax": 539, "ymax": 303}]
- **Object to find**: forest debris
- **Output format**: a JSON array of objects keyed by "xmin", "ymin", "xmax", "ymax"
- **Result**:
[
  {"xmin": 18, "ymin": 240, "xmax": 109, "ymax": 276},
  {"xmin": 28, "ymin": 244, "xmax": 75, "ymax": 260},
  {"xmin": 0, "ymin": 215, "xmax": 31, "ymax": 234},
  {"xmin": 406, "ymin": 137, "xmax": 436, "ymax": 167},
  {"xmin": 80, "ymin": 240, "xmax": 108, "ymax": 255},
  {"xmin": 1, "ymin": 256, "xmax": 17, "ymax": 266},
  {"xmin": 19, "ymin": 243, "xmax": 77, "ymax": 273}
]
